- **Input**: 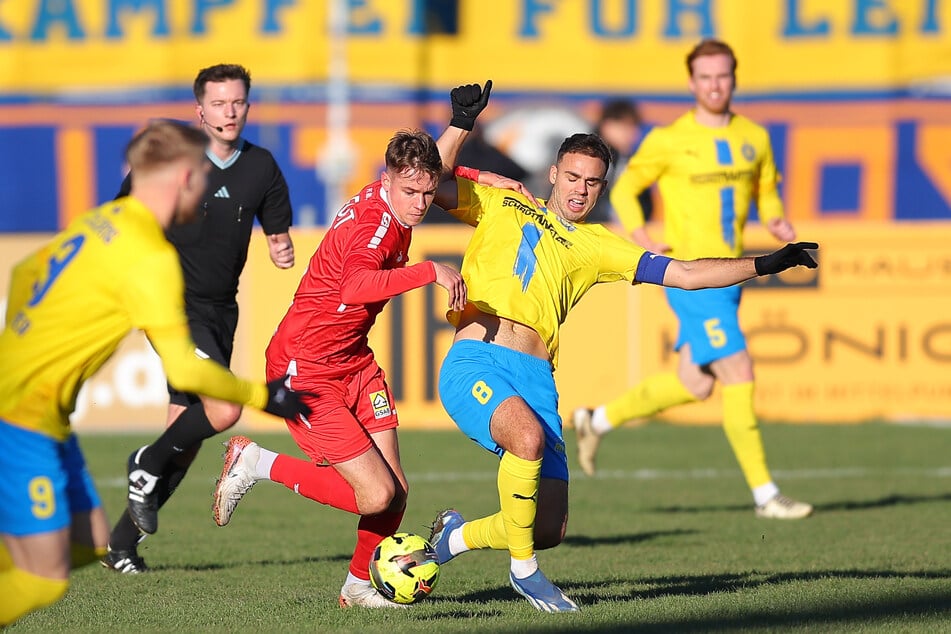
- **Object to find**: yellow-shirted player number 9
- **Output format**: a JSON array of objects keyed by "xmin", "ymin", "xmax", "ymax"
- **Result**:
[{"xmin": 29, "ymin": 476, "xmax": 56, "ymax": 519}]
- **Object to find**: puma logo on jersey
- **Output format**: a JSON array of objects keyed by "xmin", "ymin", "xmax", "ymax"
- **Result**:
[
  {"xmin": 511, "ymin": 492, "xmax": 537, "ymax": 502},
  {"xmin": 214, "ymin": 186, "xmax": 231, "ymax": 198}
]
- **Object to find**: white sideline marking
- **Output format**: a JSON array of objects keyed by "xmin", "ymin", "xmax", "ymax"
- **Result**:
[
  {"xmin": 99, "ymin": 466, "xmax": 951, "ymax": 488},
  {"xmin": 407, "ymin": 466, "xmax": 951, "ymax": 482}
]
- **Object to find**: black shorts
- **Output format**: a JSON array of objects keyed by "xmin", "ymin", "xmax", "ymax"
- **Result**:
[{"xmin": 168, "ymin": 301, "xmax": 239, "ymax": 407}]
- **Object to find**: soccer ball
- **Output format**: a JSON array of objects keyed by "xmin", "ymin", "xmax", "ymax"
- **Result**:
[{"xmin": 369, "ymin": 532, "xmax": 440, "ymax": 604}]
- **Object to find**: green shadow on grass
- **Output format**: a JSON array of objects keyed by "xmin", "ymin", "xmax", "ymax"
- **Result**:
[
  {"xmin": 422, "ymin": 570, "xmax": 951, "ymax": 632},
  {"xmin": 142, "ymin": 552, "xmax": 352, "ymax": 572}
]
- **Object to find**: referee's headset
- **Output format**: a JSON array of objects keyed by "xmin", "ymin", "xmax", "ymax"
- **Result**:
[{"xmin": 199, "ymin": 110, "xmax": 224, "ymax": 133}]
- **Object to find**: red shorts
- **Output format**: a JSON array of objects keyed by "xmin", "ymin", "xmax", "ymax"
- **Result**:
[{"xmin": 266, "ymin": 357, "xmax": 398, "ymax": 464}]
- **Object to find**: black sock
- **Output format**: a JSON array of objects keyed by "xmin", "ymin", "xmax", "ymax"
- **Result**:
[
  {"xmin": 108, "ymin": 511, "xmax": 143, "ymax": 551},
  {"xmin": 160, "ymin": 455, "xmax": 194, "ymax": 500},
  {"xmin": 139, "ymin": 403, "xmax": 216, "ymax": 474}
]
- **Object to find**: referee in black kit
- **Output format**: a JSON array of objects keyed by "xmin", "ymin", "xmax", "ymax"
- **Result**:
[{"xmin": 103, "ymin": 64, "xmax": 296, "ymax": 573}]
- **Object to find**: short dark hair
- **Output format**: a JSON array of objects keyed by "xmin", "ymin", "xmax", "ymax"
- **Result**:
[
  {"xmin": 597, "ymin": 99, "xmax": 642, "ymax": 127},
  {"xmin": 193, "ymin": 64, "xmax": 252, "ymax": 102},
  {"xmin": 385, "ymin": 130, "xmax": 443, "ymax": 182},
  {"xmin": 555, "ymin": 133, "xmax": 612, "ymax": 172},
  {"xmin": 686, "ymin": 39, "xmax": 737, "ymax": 76},
  {"xmin": 126, "ymin": 119, "xmax": 208, "ymax": 175}
]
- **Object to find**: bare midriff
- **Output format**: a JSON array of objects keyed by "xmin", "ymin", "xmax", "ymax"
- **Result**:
[{"xmin": 453, "ymin": 303, "xmax": 550, "ymax": 361}]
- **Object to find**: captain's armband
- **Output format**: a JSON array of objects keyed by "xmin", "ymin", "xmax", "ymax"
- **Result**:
[{"xmin": 633, "ymin": 252, "xmax": 672, "ymax": 286}]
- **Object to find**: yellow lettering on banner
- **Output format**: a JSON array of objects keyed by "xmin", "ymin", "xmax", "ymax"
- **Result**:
[
  {"xmin": 0, "ymin": 2, "xmax": 949, "ymax": 93},
  {"xmin": 786, "ymin": 126, "xmax": 893, "ymax": 220}
]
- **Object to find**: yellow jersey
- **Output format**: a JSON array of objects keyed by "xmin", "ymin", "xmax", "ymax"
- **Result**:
[
  {"xmin": 0, "ymin": 197, "xmax": 267, "ymax": 441},
  {"xmin": 449, "ymin": 178, "xmax": 652, "ymax": 367},
  {"xmin": 610, "ymin": 110, "xmax": 785, "ymax": 260}
]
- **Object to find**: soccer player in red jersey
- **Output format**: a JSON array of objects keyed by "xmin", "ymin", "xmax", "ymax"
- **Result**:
[{"xmin": 211, "ymin": 81, "xmax": 531, "ymax": 608}]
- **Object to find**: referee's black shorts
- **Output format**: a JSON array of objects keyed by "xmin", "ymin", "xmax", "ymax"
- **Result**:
[{"xmin": 168, "ymin": 300, "xmax": 239, "ymax": 407}]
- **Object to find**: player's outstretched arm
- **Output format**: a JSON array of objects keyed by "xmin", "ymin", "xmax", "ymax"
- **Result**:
[
  {"xmin": 661, "ymin": 242, "xmax": 818, "ymax": 290},
  {"xmin": 263, "ymin": 375, "xmax": 313, "ymax": 420},
  {"xmin": 434, "ymin": 80, "xmax": 493, "ymax": 187},
  {"xmin": 753, "ymin": 241, "xmax": 818, "ymax": 275},
  {"xmin": 449, "ymin": 166, "xmax": 538, "ymax": 208},
  {"xmin": 149, "ymin": 331, "xmax": 313, "ymax": 419}
]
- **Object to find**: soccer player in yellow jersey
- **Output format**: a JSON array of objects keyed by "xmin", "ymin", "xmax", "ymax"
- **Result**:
[
  {"xmin": 428, "ymin": 132, "xmax": 818, "ymax": 612},
  {"xmin": 572, "ymin": 39, "xmax": 814, "ymax": 520},
  {"xmin": 0, "ymin": 120, "xmax": 310, "ymax": 627}
]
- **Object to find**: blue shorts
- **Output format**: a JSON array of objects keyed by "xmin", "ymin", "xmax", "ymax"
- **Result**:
[
  {"xmin": 665, "ymin": 285, "xmax": 746, "ymax": 366},
  {"xmin": 0, "ymin": 420, "xmax": 101, "ymax": 536},
  {"xmin": 438, "ymin": 340, "xmax": 568, "ymax": 482}
]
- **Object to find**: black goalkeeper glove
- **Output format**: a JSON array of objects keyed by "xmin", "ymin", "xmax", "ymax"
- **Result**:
[
  {"xmin": 263, "ymin": 375, "xmax": 314, "ymax": 420},
  {"xmin": 450, "ymin": 80, "xmax": 493, "ymax": 131},
  {"xmin": 754, "ymin": 242, "xmax": 819, "ymax": 276}
]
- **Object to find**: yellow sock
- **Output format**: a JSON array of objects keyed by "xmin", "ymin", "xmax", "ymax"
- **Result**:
[
  {"xmin": 605, "ymin": 372, "xmax": 696, "ymax": 428},
  {"xmin": 722, "ymin": 382, "xmax": 771, "ymax": 489},
  {"xmin": 0, "ymin": 567, "xmax": 69, "ymax": 626},
  {"xmin": 72, "ymin": 543, "xmax": 108, "ymax": 569},
  {"xmin": 497, "ymin": 452, "xmax": 541, "ymax": 560},
  {"xmin": 461, "ymin": 512, "xmax": 508, "ymax": 551}
]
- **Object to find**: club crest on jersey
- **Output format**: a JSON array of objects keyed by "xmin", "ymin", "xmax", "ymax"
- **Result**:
[
  {"xmin": 741, "ymin": 142, "xmax": 755, "ymax": 162},
  {"xmin": 370, "ymin": 390, "xmax": 392, "ymax": 418},
  {"xmin": 555, "ymin": 215, "xmax": 576, "ymax": 231}
]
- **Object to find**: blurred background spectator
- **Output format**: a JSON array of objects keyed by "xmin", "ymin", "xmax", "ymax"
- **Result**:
[
  {"xmin": 426, "ymin": 122, "xmax": 528, "ymax": 222},
  {"xmin": 482, "ymin": 105, "xmax": 592, "ymax": 196},
  {"xmin": 587, "ymin": 99, "xmax": 654, "ymax": 225}
]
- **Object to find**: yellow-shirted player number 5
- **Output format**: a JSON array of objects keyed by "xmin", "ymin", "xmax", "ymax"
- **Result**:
[{"xmin": 704, "ymin": 317, "xmax": 727, "ymax": 348}]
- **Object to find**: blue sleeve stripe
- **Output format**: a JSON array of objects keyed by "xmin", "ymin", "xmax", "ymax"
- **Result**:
[{"xmin": 634, "ymin": 252, "xmax": 672, "ymax": 285}]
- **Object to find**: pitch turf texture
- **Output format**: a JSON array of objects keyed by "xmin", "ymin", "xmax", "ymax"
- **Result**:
[{"xmin": 10, "ymin": 423, "xmax": 950, "ymax": 633}]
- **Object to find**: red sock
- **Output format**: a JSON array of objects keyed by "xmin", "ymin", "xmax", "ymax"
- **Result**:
[
  {"xmin": 269, "ymin": 454, "xmax": 359, "ymax": 514},
  {"xmin": 350, "ymin": 509, "xmax": 404, "ymax": 579}
]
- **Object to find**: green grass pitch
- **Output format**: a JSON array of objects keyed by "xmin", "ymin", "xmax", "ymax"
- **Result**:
[{"xmin": 9, "ymin": 422, "xmax": 950, "ymax": 633}]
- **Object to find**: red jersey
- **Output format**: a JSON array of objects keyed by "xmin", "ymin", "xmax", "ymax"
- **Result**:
[{"xmin": 266, "ymin": 181, "xmax": 436, "ymax": 379}]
